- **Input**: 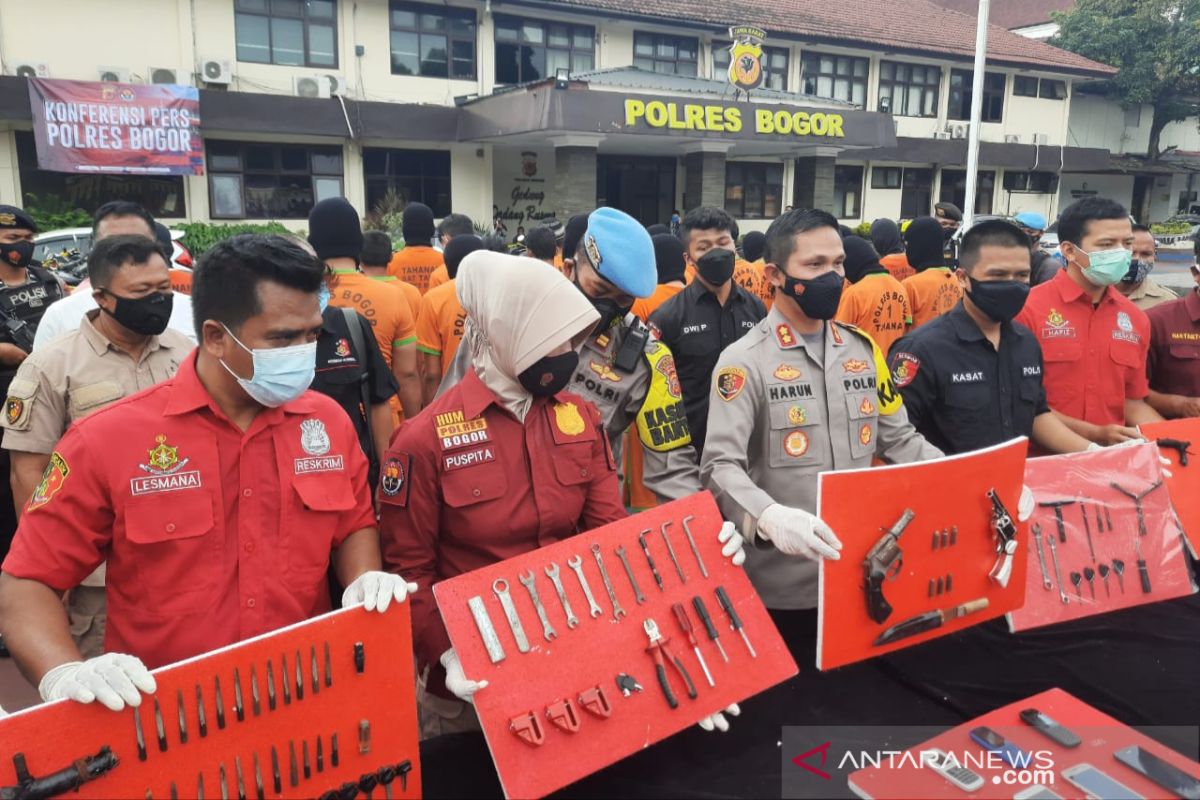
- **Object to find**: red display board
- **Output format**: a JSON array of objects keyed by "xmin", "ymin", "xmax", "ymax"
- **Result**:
[
  {"xmin": 1008, "ymin": 442, "xmax": 1195, "ymax": 632},
  {"xmin": 847, "ymin": 687, "xmax": 1200, "ymax": 799},
  {"xmin": 1139, "ymin": 417, "xmax": 1200, "ymax": 557},
  {"xmin": 816, "ymin": 438, "xmax": 1029, "ymax": 671},
  {"xmin": 434, "ymin": 492, "xmax": 798, "ymax": 799},
  {"xmin": 0, "ymin": 605, "xmax": 420, "ymax": 800}
]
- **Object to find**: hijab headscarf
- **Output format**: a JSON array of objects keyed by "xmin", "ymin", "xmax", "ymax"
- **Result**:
[
  {"xmin": 457, "ymin": 251, "xmax": 599, "ymax": 421},
  {"xmin": 869, "ymin": 218, "xmax": 904, "ymax": 256}
]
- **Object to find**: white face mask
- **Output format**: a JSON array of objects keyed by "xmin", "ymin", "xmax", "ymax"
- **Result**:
[{"xmin": 220, "ymin": 325, "xmax": 316, "ymax": 408}]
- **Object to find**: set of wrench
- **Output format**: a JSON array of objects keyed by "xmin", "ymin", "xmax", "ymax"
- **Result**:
[{"xmin": 467, "ymin": 515, "xmax": 712, "ymax": 663}]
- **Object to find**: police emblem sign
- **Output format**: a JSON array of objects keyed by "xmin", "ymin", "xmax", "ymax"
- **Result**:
[{"xmin": 727, "ymin": 26, "xmax": 768, "ymax": 94}]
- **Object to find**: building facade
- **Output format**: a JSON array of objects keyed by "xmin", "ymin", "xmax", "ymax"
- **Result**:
[{"xmin": 0, "ymin": 0, "xmax": 1138, "ymax": 233}]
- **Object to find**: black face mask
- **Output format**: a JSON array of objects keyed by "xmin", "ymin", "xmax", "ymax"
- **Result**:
[
  {"xmin": 518, "ymin": 351, "xmax": 579, "ymax": 397},
  {"xmin": 967, "ymin": 277, "xmax": 1030, "ymax": 323},
  {"xmin": 0, "ymin": 241, "xmax": 34, "ymax": 269},
  {"xmin": 782, "ymin": 271, "xmax": 844, "ymax": 320},
  {"xmin": 696, "ymin": 247, "xmax": 736, "ymax": 286},
  {"xmin": 573, "ymin": 273, "xmax": 630, "ymax": 331},
  {"xmin": 942, "ymin": 226, "xmax": 956, "ymax": 242},
  {"xmin": 101, "ymin": 290, "xmax": 173, "ymax": 336}
]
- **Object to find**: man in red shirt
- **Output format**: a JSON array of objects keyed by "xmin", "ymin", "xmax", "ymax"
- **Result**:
[
  {"xmin": 1015, "ymin": 198, "xmax": 1163, "ymax": 444},
  {"xmin": 1146, "ymin": 238, "xmax": 1200, "ymax": 417},
  {"xmin": 0, "ymin": 235, "xmax": 414, "ymax": 711}
]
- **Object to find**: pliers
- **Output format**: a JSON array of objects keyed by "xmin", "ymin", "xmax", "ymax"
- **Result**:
[{"xmin": 643, "ymin": 619, "xmax": 697, "ymax": 709}]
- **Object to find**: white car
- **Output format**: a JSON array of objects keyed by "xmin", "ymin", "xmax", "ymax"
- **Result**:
[{"xmin": 33, "ymin": 226, "xmax": 193, "ymax": 276}]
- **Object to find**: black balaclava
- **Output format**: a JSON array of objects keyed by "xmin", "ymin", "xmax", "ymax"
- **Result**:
[
  {"xmin": 401, "ymin": 202, "xmax": 436, "ymax": 247},
  {"xmin": 646, "ymin": 223, "xmax": 670, "ymax": 237},
  {"xmin": 741, "ymin": 231, "xmax": 766, "ymax": 262},
  {"xmin": 652, "ymin": 233, "xmax": 686, "ymax": 284},
  {"xmin": 904, "ymin": 217, "xmax": 947, "ymax": 271},
  {"xmin": 869, "ymin": 218, "xmax": 904, "ymax": 256},
  {"xmin": 842, "ymin": 236, "xmax": 887, "ymax": 284},
  {"xmin": 308, "ymin": 197, "xmax": 364, "ymax": 262}
]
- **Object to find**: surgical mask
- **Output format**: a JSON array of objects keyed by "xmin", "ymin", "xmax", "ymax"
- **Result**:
[
  {"xmin": 518, "ymin": 351, "xmax": 579, "ymax": 397},
  {"xmin": 220, "ymin": 325, "xmax": 316, "ymax": 408},
  {"xmin": 696, "ymin": 247, "xmax": 736, "ymax": 286},
  {"xmin": 318, "ymin": 285, "xmax": 331, "ymax": 313},
  {"xmin": 0, "ymin": 241, "xmax": 34, "ymax": 269},
  {"xmin": 782, "ymin": 271, "xmax": 844, "ymax": 320},
  {"xmin": 1076, "ymin": 247, "xmax": 1132, "ymax": 287},
  {"xmin": 101, "ymin": 290, "xmax": 173, "ymax": 336},
  {"xmin": 967, "ymin": 277, "xmax": 1029, "ymax": 323},
  {"xmin": 1122, "ymin": 258, "xmax": 1154, "ymax": 285}
]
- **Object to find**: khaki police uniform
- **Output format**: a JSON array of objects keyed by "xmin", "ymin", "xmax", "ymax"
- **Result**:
[
  {"xmin": 1, "ymin": 310, "xmax": 190, "ymax": 656},
  {"xmin": 700, "ymin": 306, "xmax": 942, "ymax": 610}
]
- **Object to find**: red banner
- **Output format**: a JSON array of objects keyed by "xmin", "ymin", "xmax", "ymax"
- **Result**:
[{"xmin": 28, "ymin": 78, "xmax": 204, "ymax": 176}]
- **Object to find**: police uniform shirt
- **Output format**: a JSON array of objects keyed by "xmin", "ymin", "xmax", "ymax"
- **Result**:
[
  {"xmin": 0, "ymin": 265, "xmax": 64, "ymax": 394},
  {"xmin": 311, "ymin": 308, "xmax": 399, "ymax": 460},
  {"xmin": 648, "ymin": 280, "xmax": 766, "ymax": 454},
  {"xmin": 889, "ymin": 303, "xmax": 1049, "ymax": 455}
]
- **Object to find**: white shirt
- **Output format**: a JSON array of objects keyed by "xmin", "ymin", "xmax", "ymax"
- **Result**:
[{"xmin": 33, "ymin": 289, "xmax": 196, "ymax": 351}]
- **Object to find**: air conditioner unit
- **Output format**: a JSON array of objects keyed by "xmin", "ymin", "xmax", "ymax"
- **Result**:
[
  {"xmin": 1033, "ymin": 133, "xmax": 1049, "ymax": 145},
  {"xmin": 97, "ymin": 66, "xmax": 129, "ymax": 83},
  {"xmin": 293, "ymin": 75, "xmax": 330, "ymax": 99},
  {"xmin": 321, "ymin": 73, "xmax": 348, "ymax": 97},
  {"xmin": 201, "ymin": 58, "xmax": 233, "ymax": 85},
  {"xmin": 951, "ymin": 124, "xmax": 967, "ymax": 139},
  {"xmin": 149, "ymin": 67, "xmax": 189, "ymax": 86},
  {"xmin": 12, "ymin": 63, "xmax": 49, "ymax": 79},
  {"xmin": 933, "ymin": 131, "xmax": 952, "ymax": 140},
  {"xmin": 1004, "ymin": 134, "xmax": 1021, "ymax": 144}
]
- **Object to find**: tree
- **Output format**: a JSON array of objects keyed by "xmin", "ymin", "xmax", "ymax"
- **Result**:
[{"xmin": 1052, "ymin": 0, "xmax": 1200, "ymax": 159}]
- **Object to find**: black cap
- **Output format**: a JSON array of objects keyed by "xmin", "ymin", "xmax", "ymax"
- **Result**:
[
  {"xmin": 308, "ymin": 197, "xmax": 364, "ymax": 262},
  {"xmin": 934, "ymin": 202, "xmax": 963, "ymax": 222},
  {"xmin": 651, "ymin": 233, "xmax": 686, "ymax": 284},
  {"xmin": 0, "ymin": 205, "xmax": 37, "ymax": 234},
  {"xmin": 402, "ymin": 202, "xmax": 435, "ymax": 245},
  {"xmin": 443, "ymin": 234, "xmax": 486, "ymax": 279},
  {"xmin": 742, "ymin": 231, "xmax": 766, "ymax": 262},
  {"xmin": 562, "ymin": 213, "xmax": 590, "ymax": 262},
  {"xmin": 842, "ymin": 236, "xmax": 883, "ymax": 283},
  {"xmin": 646, "ymin": 223, "xmax": 670, "ymax": 236}
]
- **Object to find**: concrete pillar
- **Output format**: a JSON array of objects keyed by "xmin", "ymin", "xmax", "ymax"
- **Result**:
[
  {"xmin": 0, "ymin": 130, "xmax": 22, "ymax": 207},
  {"xmin": 793, "ymin": 147, "xmax": 839, "ymax": 212},
  {"xmin": 682, "ymin": 143, "xmax": 732, "ymax": 211},
  {"xmin": 550, "ymin": 135, "xmax": 603, "ymax": 219}
]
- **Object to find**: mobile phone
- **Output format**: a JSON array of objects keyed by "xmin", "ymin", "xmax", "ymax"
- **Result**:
[
  {"xmin": 1113, "ymin": 745, "xmax": 1200, "ymax": 800},
  {"xmin": 1061, "ymin": 763, "xmax": 1145, "ymax": 800},
  {"xmin": 970, "ymin": 726, "xmax": 1032, "ymax": 770},
  {"xmin": 1019, "ymin": 708, "xmax": 1082, "ymax": 748},
  {"xmin": 922, "ymin": 748, "xmax": 985, "ymax": 792},
  {"xmin": 1013, "ymin": 787, "xmax": 1064, "ymax": 800}
]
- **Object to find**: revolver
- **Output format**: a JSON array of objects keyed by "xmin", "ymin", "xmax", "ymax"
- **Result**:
[
  {"xmin": 1156, "ymin": 438, "xmax": 1193, "ymax": 467},
  {"xmin": 987, "ymin": 489, "xmax": 1018, "ymax": 587},
  {"xmin": 863, "ymin": 508, "xmax": 916, "ymax": 624}
]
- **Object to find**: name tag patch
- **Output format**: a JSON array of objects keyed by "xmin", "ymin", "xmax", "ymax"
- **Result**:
[
  {"xmin": 294, "ymin": 455, "xmax": 345, "ymax": 475},
  {"xmin": 130, "ymin": 470, "xmax": 202, "ymax": 496},
  {"xmin": 951, "ymin": 371, "xmax": 984, "ymax": 384},
  {"xmin": 444, "ymin": 447, "xmax": 496, "ymax": 472},
  {"xmin": 1023, "ymin": 365, "xmax": 1042, "ymax": 377}
]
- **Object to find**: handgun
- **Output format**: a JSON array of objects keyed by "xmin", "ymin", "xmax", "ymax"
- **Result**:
[
  {"xmin": 863, "ymin": 508, "xmax": 916, "ymax": 624},
  {"xmin": 1156, "ymin": 438, "xmax": 1193, "ymax": 467},
  {"xmin": 987, "ymin": 489, "xmax": 1019, "ymax": 587}
]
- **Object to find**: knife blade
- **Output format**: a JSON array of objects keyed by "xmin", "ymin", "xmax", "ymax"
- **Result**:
[{"xmin": 873, "ymin": 597, "xmax": 989, "ymax": 646}]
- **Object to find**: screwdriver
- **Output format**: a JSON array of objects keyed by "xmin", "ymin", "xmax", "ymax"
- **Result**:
[
  {"xmin": 672, "ymin": 602, "xmax": 715, "ymax": 687},
  {"xmin": 716, "ymin": 585, "xmax": 757, "ymax": 658},
  {"xmin": 691, "ymin": 595, "xmax": 729, "ymax": 663}
]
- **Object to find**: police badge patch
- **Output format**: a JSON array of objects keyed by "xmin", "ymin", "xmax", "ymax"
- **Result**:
[
  {"xmin": 726, "ymin": 26, "xmax": 767, "ymax": 93},
  {"xmin": 300, "ymin": 418, "xmax": 331, "ymax": 456},
  {"xmin": 380, "ymin": 454, "xmax": 411, "ymax": 507}
]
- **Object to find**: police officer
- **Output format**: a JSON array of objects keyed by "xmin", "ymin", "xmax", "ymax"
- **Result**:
[
  {"xmin": 1013, "ymin": 211, "xmax": 1058, "ymax": 286},
  {"xmin": 888, "ymin": 220, "xmax": 1093, "ymax": 456},
  {"xmin": 1146, "ymin": 238, "xmax": 1200, "ymax": 418},
  {"xmin": 701, "ymin": 209, "xmax": 942, "ymax": 612},
  {"xmin": 0, "ymin": 205, "xmax": 63, "ymax": 560},
  {"xmin": 649, "ymin": 206, "xmax": 766, "ymax": 455},
  {"xmin": 0, "ymin": 234, "xmax": 413, "ymax": 711},
  {"xmin": 381, "ymin": 251, "xmax": 744, "ymax": 737},
  {"xmin": 441, "ymin": 208, "xmax": 701, "ymax": 503}
]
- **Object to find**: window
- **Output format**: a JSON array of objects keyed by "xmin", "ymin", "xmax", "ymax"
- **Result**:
[
  {"xmin": 235, "ymin": 0, "xmax": 337, "ymax": 68},
  {"xmin": 725, "ymin": 162, "xmax": 783, "ymax": 219},
  {"xmin": 878, "ymin": 61, "xmax": 941, "ymax": 117},
  {"xmin": 363, "ymin": 148, "xmax": 451, "ymax": 217},
  {"xmin": 494, "ymin": 16, "xmax": 594, "ymax": 85},
  {"xmin": 1039, "ymin": 79, "xmax": 1067, "ymax": 99},
  {"xmin": 633, "ymin": 32, "xmax": 698, "ymax": 76},
  {"xmin": 1003, "ymin": 171, "xmax": 1058, "ymax": 194},
  {"xmin": 1013, "ymin": 75, "xmax": 1038, "ymax": 97},
  {"xmin": 939, "ymin": 169, "xmax": 996, "ymax": 215},
  {"xmin": 1124, "ymin": 106, "xmax": 1143, "ymax": 128},
  {"xmin": 713, "ymin": 42, "xmax": 788, "ymax": 91},
  {"xmin": 834, "ymin": 166, "xmax": 863, "ymax": 219},
  {"xmin": 948, "ymin": 70, "xmax": 1005, "ymax": 122},
  {"xmin": 800, "ymin": 51, "xmax": 869, "ymax": 107},
  {"xmin": 871, "ymin": 166, "xmax": 902, "ymax": 190},
  {"xmin": 900, "ymin": 168, "xmax": 933, "ymax": 218},
  {"xmin": 389, "ymin": 2, "xmax": 475, "ymax": 79},
  {"xmin": 207, "ymin": 141, "xmax": 343, "ymax": 219}
]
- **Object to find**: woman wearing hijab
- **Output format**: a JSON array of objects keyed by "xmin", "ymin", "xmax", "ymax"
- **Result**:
[
  {"xmin": 380, "ymin": 251, "xmax": 745, "ymax": 738},
  {"xmin": 870, "ymin": 218, "xmax": 915, "ymax": 282}
]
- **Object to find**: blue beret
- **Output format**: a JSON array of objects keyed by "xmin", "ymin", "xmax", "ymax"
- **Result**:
[
  {"xmin": 1013, "ymin": 211, "xmax": 1047, "ymax": 231},
  {"xmin": 583, "ymin": 207, "xmax": 656, "ymax": 299}
]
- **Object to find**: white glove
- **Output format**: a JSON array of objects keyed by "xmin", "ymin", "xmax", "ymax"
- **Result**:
[
  {"xmin": 342, "ymin": 570, "xmax": 418, "ymax": 613},
  {"xmin": 440, "ymin": 648, "xmax": 488, "ymax": 704},
  {"xmin": 38, "ymin": 654, "xmax": 157, "ymax": 712},
  {"xmin": 717, "ymin": 521, "xmax": 746, "ymax": 567},
  {"xmin": 698, "ymin": 703, "xmax": 741, "ymax": 732},
  {"xmin": 1086, "ymin": 442, "xmax": 1104, "ymax": 452},
  {"xmin": 756, "ymin": 504, "xmax": 842, "ymax": 560},
  {"xmin": 1018, "ymin": 485, "xmax": 1035, "ymax": 523}
]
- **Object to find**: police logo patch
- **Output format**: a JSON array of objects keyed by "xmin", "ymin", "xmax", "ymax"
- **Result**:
[
  {"xmin": 28, "ymin": 452, "xmax": 69, "ymax": 510},
  {"xmin": 585, "ymin": 234, "xmax": 603, "ymax": 272},
  {"xmin": 654, "ymin": 354, "xmax": 682, "ymax": 399},
  {"xmin": 300, "ymin": 418, "xmax": 331, "ymax": 456},
  {"xmin": 859, "ymin": 397, "xmax": 876, "ymax": 416},
  {"xmin": 590, "ymin": 361, "xmax": 620, "ymax": 382},
  {"xmin": 859, "ymin": 424, "xmax": 873, "ymax": 445},
  {"xmin": 1117, "ymin": 311, "xmax": 1133, "ymax": 333},
  {"xmin": 335, "ymin": 338, "xmax": 351, "ymax": 358},
  {"xmin": 554, "ymin": 402, "xmax": 586, "ymax": 436},
  {"xmin": 787, "ymin": 405, "xmax": 807, "ymax": 425},
  {"xmin": 5, "ymin": 396, "xmax": 23, "ymax": 425},
  {"xmin": 716, "ymin": 367, "xmax": 746, "ymax": 402},
  {"xmin": 774, "ymin": 364, "xmax": 801, "ymax": 381},
  {"xmin": 380, "ymin": 455, "xmax": 407, "ymax": 500},
  {"xmin": 843, "ymin": 359, "xmax": 869, "ymax": 374},
  {"xmin": 774, "ymin": 324, "xmax": 797, "ymax": 348},
  {"xmin": 0, "ymin": 213, "xmax": 15, "ymax": 226},
  {"xmin": 783, "ymin": 430, "xmax": 809, "ymax": 458},
  {"xmin": 647, "ymin": 322, "xmax": 662, "ymax": 341},
  {"xmin": 5, "ymin": 249, "xmax": 21, "ymax": 265},
  {"xmin": 1047, "ymin": 308, "xmax": 1067, "ymax": 328},
  {"xmin": 892, "ymin": 353, "xmax": 921, "ymax": 388},
  {"xmin": 140, "ymin": 434, "xmax": 189, "ymax": 475}
]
